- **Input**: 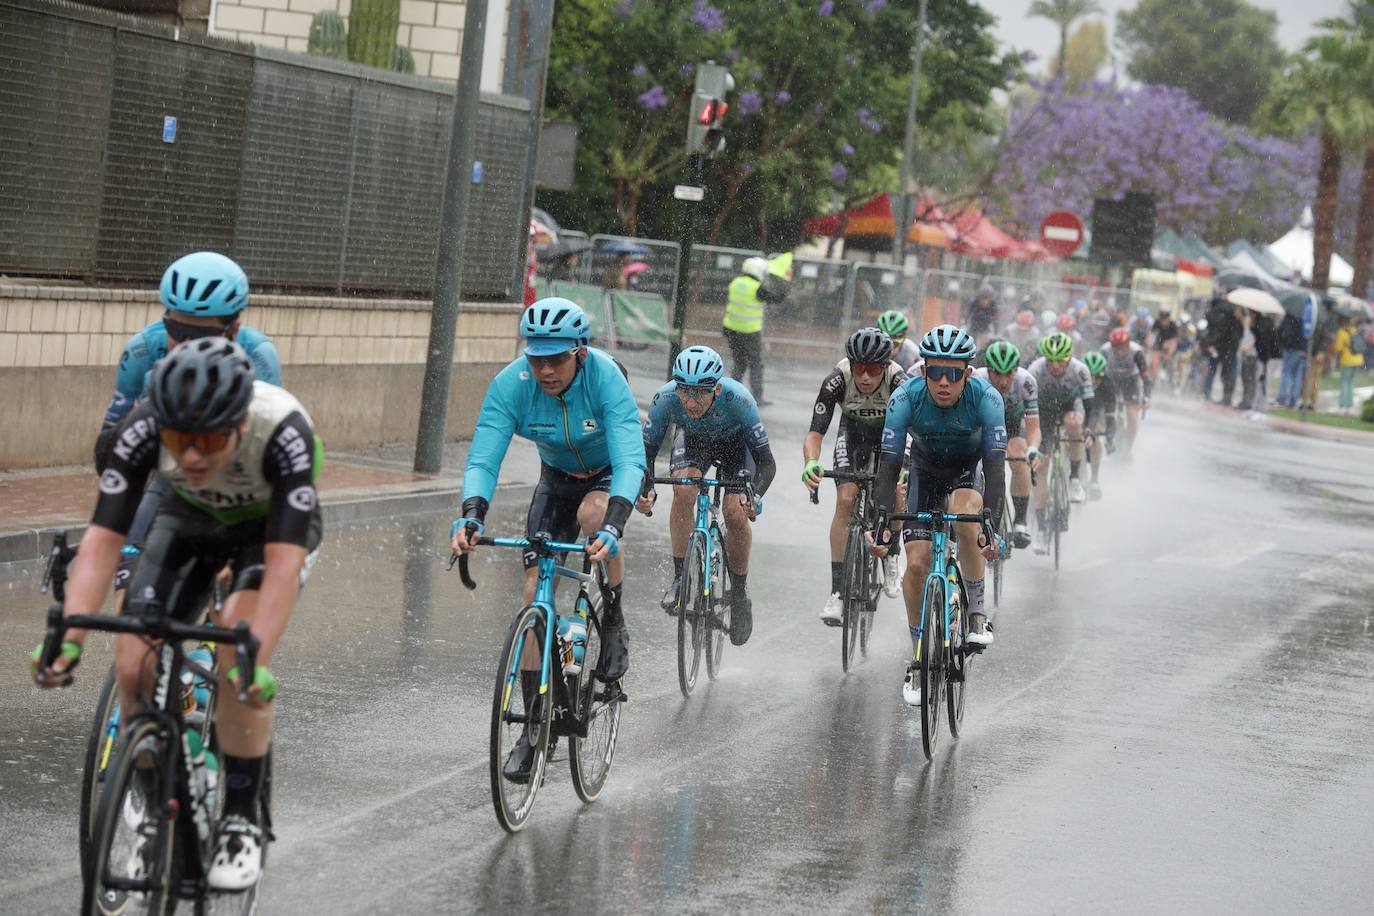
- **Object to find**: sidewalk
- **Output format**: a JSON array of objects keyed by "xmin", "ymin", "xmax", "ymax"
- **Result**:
[{"xmin": 1161, "ymin": 397, "xmax": 1374, "ymax": 447}]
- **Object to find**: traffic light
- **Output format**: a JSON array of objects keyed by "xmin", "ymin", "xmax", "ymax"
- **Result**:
[{"xmin": 686, "ymin": 61, "xmax": 734, "ymax": 158}]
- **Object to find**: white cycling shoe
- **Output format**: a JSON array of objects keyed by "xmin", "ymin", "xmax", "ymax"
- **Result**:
[
  {"xmin": 882, "ymin": 555, "xmax": 901, "ymax": 598},
  {"xmin": 207, "ymin": 816, "xmax": 264, "ymax": 892},
  {"xmin": 968, "ymin": 613, "xmax": 994, "ymax": 647},
  {"xmin": 902, "ymin": 663, "xmax": 922, "ymax": 706},
  {"xmin": 819, "ymin": 592, "xmax": 843, "ymax": 626},
  {"xmin": 1068, "ymin": 478, "xmax": 1086, "ymax": 503}
]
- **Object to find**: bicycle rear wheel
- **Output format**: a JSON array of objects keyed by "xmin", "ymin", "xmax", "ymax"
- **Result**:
[
  {"xmin": 569, "ymin": 592, "xmax": 621, "ymax": 803},
  {"xmin": 704, "ymin": 525, "xmax": 729, "ymax": 680},
  {"xmin": 80, "ymin": 666, "xmax": 120, "ymax": 886},
  {"xmin": 83, "ymin": 717, "xmax": 177, "ymax": 916},
  {"xmin": 490, "ymin": 605, "xmax": 553, "ymax": 833},
  {"xmin": 1051, "ymin": 464, "xmax": 1068, "ymax": 571},
  {"xmin": 840, "ymin": 525, "xmax": 863, "ymax": 673},
  {"xmin": 918, "ymin": 577, "xmax": 945, "ymax": 761},
  {"xmin": 946, "ymin": 564, "xmax": 970, "ymax": 738},
  {"xmin": 677, "ymin": 532, "xmax": 707, "ymax": 698}
]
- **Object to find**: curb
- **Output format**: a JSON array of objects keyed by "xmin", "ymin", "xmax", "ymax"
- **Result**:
[{"xmin": 1159, "ymin": 398, "xmax": 1374, "ymax": 448}]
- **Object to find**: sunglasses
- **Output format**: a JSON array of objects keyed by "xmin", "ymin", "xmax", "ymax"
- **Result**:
[
  {"xmin": 677, "ymin": 384, "xmax": 716, "ymax": 401},
  {"xmin": 527, "ymin": 350, "xmax": 574, "ymax": 369},
  {"xmin": 924, "ymin": 364, "xmax": 967, "ymax": 383},
  {"xmin": 160, "ymin": 427, "xmax": 236, "ymax": 455},
  {"xmin": 163, "ymin": 316, "xmax": 232, "ymax": 343},
  {"xmin": 851, "ymin": 362, "xmax": 886, "ymax": 377}
]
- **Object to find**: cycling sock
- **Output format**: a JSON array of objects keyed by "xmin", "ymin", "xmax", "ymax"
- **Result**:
[
  {"xmin": 728, "ymin": 569, "xmax": 747, "ymax": 592},
  {"xmin": 1091, "ymin": 464, "xmax": 1100, "ymax": 482},
  {"xmin": 1070, "ymin": 460, "xmax": 1081, "ymax": 478},
  {"xmin": 604, "ymin": 583, "xmax": 624, "ymax": 627},
  {"xmin": 909, "ymin": 626, "xmax": 921, "ymax": 658},
  {"xmin": 830, "ymin": 562, "xmax": 842, "ymax": 593},
  {"xmin": 1012, "ymin": 496, "xmax": 1028, "ymax": 524},
  {"xmin": 672, "ymin": 555, "xmax": 684, "ymax": 578},
  {"xmin": 966, "ymin": 578, "xmax": 986, "ymax": 616},
  {"xmin": 221, "ymin": 753, "xmax": 268, "ymax": 823}
]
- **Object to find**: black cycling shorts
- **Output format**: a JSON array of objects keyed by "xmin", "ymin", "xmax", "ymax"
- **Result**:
[
  {"xmin": 832, "ymin": 418, "xmax": 882, "ymax": 477},
  {"xmin": 123, "ymin": 492, "xmax": 323, "ymax": 622},
  {"xmin": 1110, "ymin": 375, "xmax": 1144, "ymax": 405},
  {"xmin": 669, "ymin": 429, "xmax": 755, "ymax": 491},
  {"xmin": 901, "ymin": 460, "xmax": 983, "ymax": 543},
  {"xmin": 1005, "ymin": 410, "xmax": 1025, "ymax": 440},
  {"xmin": 524, "ymin": 463, "xmax": 612, "ymax": 568}
]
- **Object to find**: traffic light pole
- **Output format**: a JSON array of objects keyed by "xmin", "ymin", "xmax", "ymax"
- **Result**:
[{"xmin": 668, "ymin": 152, "xmax": 705, "ymax": 379}]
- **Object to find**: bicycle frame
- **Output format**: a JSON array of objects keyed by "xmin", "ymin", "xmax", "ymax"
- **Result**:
[{"xmin": 653, "ymin": 477, "xmax": 724, "ymax": 598}]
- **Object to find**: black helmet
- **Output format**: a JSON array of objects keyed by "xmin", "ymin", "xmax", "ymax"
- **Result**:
[
  {"xmin": 148, "ymin": 338, "xmax": 255, "ymax": 432},
  {"xmin": 846, "ymin": 327, "xmax": 893, "ymax": 364}
]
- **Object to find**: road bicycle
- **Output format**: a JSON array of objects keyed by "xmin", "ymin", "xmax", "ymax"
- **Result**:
[
  {"xmin": 881, "ymin": 508, "xmax": 995, "ymax": 761},
  {"xmin": 37, "ymin": 603, "xmax": 267, "ymax": 915},
  {"xmin": 1036, "ymin": 423, "xmax": 1075, "ymax": 571},
  {"xmin": 810, "ymin": 469, "xmax": 880, "ymax": 672},
  {"xmin": 649, "ymin": 473, "xmax": 752, "ymax": 696},
  {"xmin": 453, "ymin": 533, "xmax": 625, "ymax": 832}
]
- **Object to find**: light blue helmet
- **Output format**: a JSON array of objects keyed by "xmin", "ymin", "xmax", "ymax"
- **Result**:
[
  {"xmin": 918, "ymin": 324, "xmax": 977, "ymax": 362},
  {"xmin": 521, "ymin": 297, "xmax": 589, "ymax": 356},
  {"xmin": 159, "ymin": 252, "xmax": 249, "ymax": 318},
  {"xmin": 672, "ymin": 345, "xmax": 725, "ymax": 387}
]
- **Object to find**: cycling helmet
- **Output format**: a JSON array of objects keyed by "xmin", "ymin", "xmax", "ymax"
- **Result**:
[
  {"xmin": 846, "ymin": 327, "xmax": 894, "ymax": 364},
  {"xmin": 984, "ymin": 340, "xmax": 1021, "ymax": 374},
  {"xmin": 1083, "ymin": 351, "xmax": 1107, "ymax": 376},
  {"xmin": 876, "ymin": 309, "xmax": 910, "ymax": 339},
  {"xmin": 918, "ymin": 324, "xmax": 977, "ymax": 361},
  {"xmin": 1016, "ymin": 309, "xmax": 1035, "ymax": 328},
  {"xmin": 741, "ymin": 256, "xmax": 769, "ymax": 281},
  {"xmin": 1109, "ymin": 327, "xmax": 1131, "ymax": 346},
  {"xmin": 1039, "ymin": 331, "xmax": 1074, "ymax": 361},
  {"xmin": 159, "ymin": 252, "xmax": 249, "ymax": 318},
  {"xmin": 1056, "ymin": 313, "xmax": 1076, "ymax": 330},
  {"xmin": 672, "ymin": 345, "xmax": 725, "ymax": 387},
  {"xmin": 976, "ymin": 284, "xmax": 995, "ymax": 299},
  {"xmin": 148, "ymin": 337, "xmax": 255, "ymax": 432},
  {"xmin": 521, "ymin": 297, "xmax": 590, "ymax": 356},
  {"xmin": 1040, "ymin": 309, "xmax": 1058, "ymax": 328},
  {"xmin": 1136, "ymin": 306, "xmax": 1149, "ymax": 319}
]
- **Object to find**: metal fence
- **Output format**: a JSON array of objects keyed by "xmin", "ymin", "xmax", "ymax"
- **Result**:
[
  {"xmin": 0, "ymin": 0, "xmax": 534, "ymax": 299},
  {"xmin": 915, "ymin": 268, "xmax": 1138, "ymax": 340},
  {"xmin": 582, "ymin": 235, "xmax": 682, "ymax": 306},
  {"xmin": 681, "ymin": 244, "xmax": 761, "ymax": 336}
]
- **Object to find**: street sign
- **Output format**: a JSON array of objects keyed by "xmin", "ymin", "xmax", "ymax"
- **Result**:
[
  {"xmin": 674, "ymin": 185, "xmax": 705, "ymax": 202},
  {"xmin": 1302, "ymin": 294, "xmax": 1318, "ymax": 336},
  {"xmin": 1040, "ymin": 210, "xmax": 1084, "ymax": 258}
]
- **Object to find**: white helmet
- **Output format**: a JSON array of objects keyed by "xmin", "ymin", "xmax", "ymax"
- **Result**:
[
  {"xmin": 1040, "ymin": 309, "xmax": 1057, "ymax": 328},
  {"xmin": 741, "ymin": 257, "xmax": 768, "ymax": 281}
]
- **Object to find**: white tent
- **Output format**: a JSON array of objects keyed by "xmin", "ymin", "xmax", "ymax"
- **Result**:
[{"xmin": 1268, "ymin": 208, "xmax": 1355, "ymax": 288}]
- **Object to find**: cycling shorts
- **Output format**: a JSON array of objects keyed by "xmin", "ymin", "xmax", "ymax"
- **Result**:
[
  {"xmin": 832, "ymin": 418, "xmax": 883, "ymax": 478},
  {"xmin": 1111, "ymin": 375, "xmax": 1144, "ymax": 404},
  {"xmin": 1005, "ymin": 410, "xmax": 1025, "ymax": 440},
  {"xmin": 524, "ymin": 463, "xmax": 613, "ymax": 568},
  {"xmin": 669, "ymin": 429, "xmax": 756, "ymax": 492},
  {"xmin": 901, "ymin": 460, "xmax": 983, "ymax": 544}
]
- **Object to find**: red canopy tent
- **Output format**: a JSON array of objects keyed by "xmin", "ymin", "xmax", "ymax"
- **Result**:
[{"xmin": 801, "ymin": 193, "xmax": 949, "ymax": 247}]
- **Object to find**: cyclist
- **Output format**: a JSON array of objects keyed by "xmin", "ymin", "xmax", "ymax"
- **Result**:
[
  {"xmin": 95, "ymin": 252, "xmax": 282, "ymax": 603},
  {"xmin": 1082, "ymin": 351, "xmax": 1117, "ymax": 500},
  {"xmin": 878, "ymin": 309, "xmax": 921, "ymax": 372},
  {"xmin": 964, "ymin": 285, "xmax": 1000, "ymax": 348},
  {"xmin": 1028, "ymin": 331, "xmax": 1094, "ymax": 522},
  {"xmin": 1128, "ymin": 306, "xmax": 1153, "ymax": 346},
  {"xmin": 1002, "ymin": 306, "xmax": 1040, "ymax": 365},
  {"xmin": 802, "ymin": 328, "xmax": 908, "ymax": 624},
  {"xmin": 1150, "ymin": 309, "xmax": 1180, "ymax": 388},
  {"xmin": 1055, "ymin": 312, "xmax": 1083, "ymax": 351},
  {"xmin": 975, "ymin": 340, "xmax": 1040, "ymax": 548},
  {"xmin": 33, "ymin": 338, "xmax": 322, "ymax": 891},
  {"xmin": 1101, "ymin": 327, "xmax": 1152, "ymax": 455},
  {"xmin": 638, "ymin": 345, "xmax": 774, "ymax": 645},
  {"xmin": 450, "ymin": 298, "xmax": 644, "ymax": 781},
  {"xmin": 869, "ymin": 325, "xmax": 1006, "ymax": 706}
]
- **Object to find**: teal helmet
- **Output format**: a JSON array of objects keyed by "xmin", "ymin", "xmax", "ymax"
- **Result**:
[
  {"xmin": 521, "ymin": 297, "xmax": 589, "ymax": 356},
  {"xmin": 919, "ymin": 324, "xmax": 977, "ymax": 361},
  {"xmin": 673, "ymin": 345, "xmax": 725, "ymax": 386},
  {"xmin": 877, "ymin": 309, "xmax": 910, "ymax": 340},
  {"xmin": 984, "ymin": 340, "xmax": 1021, "ymax": 374},
  {"xmin": 1083, "ymin": 351, "xmax": 1107, "ymax": 376},
  {"xmin": 159, "ymin": 252, "xmax": 249, "ymax": 318}
]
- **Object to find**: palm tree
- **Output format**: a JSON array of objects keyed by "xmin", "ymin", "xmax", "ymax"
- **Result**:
[
  {"xmin": 1318, "ymin": 2, "xmax": 1374, "ymax": 296},
  {"xmin": 1028, "ymin": 0, "xmax": 1104, "ymax": 80}
]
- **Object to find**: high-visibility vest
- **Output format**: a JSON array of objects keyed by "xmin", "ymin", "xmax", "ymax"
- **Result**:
[{"xmin": 723, "ymin": 275, "xmax": 764, "ymax": 334}]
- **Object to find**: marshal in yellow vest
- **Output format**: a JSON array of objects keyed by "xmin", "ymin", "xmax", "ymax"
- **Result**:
[{"xmin": 723, "ymin": 275, "xmax": 765, "ymax": 334}]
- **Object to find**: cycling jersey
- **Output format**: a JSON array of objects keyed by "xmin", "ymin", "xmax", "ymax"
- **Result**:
[
  {"xmin": 1152, "ymin": 320, "xmax": 1180, "ymax": 347},
  {"xmin": 810, "ymin": 359, "xmax": 906, "ymax": 433},
  {"xmin": 1028, "ymin": 356, "xmax": 1094, "ymax": 414},
  {"xmin": 1000, "ymin": 324, "xmax": 1040, "ymax": 363},
  {"xmin": 1087, "ymin": 374, "xmax": 1120, "ymax": 426},
  {"xmin": 1100, "ymin": 341, "xmax": 1151, "ymax": 401},
  {"xmin": 93, "ymin": 381, "xmax": 321, "ymax": 547},
  {"xmin": 891, "ymin": 339, "xmax": 921, "ymax": 372},
  {"xmin": 643, "ymin": 378, "xmax": 776, "ymax": 494},
  {"xmin": 464, "ymin": 347, "xmax": 646, "ymax": 514},
  {"xmin": 103, "ymin": 322, "xmax": 280, "ymax": 430},
  {"xmin": 973, "ymin": 366, "xmax": 1038, "ymax": 422}
]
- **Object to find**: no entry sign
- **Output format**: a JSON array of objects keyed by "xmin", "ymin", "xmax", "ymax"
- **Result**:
[{"xmin": 1040, "ymin": 210, "xmax": 1085, "ymax": 258}]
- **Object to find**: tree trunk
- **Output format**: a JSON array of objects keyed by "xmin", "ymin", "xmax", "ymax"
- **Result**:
[
  {"xmin": 1057, "ymin": 24, "xmax": 1068, "ymax": 79},
  {"xmin": 705, "ymin": 173, "xmax": 745, "ymax": 247},
  {"xmin": 1351, "ymin": 142, "xmax": 1374, "ymax": 298},
  {"xmin": 825, "ymin": 212, "xmax": 851, "ymax": 259},
  {"xmin": 1311, "ymin": 127, "xmax": 1341, "ymax": 292}
]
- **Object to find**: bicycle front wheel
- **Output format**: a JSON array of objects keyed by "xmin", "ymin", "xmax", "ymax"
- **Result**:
[
  {"xmin": 490, "ymin": 605, "xmax": 553, "ymax": 833},
  {"xmin": 569, "ymin": 594, "xmax": 621, "ymax": 803},
  {"xmin": 677, "ymin": 532, "xmax": 707, "ymax": 698},
  {"xmin": 946, "ymin": 565, "xmax": 970, "ymax": 738},
  {"xmin": 80, "ymin": 666, "xmax": 120, "ymax": 886},
  {"xmin": 83, "ymin": 717, "xmax": 177, "ymax": 916},
  {"xmin": 918, "ymin": 577, "xmax": 945, "ymax": 762},
  {"xmin": 1052, "ymin": 465, "xmax": 1068, "ymax": 571},
  {"xmin": 840, "ymin": 524, "xmax": 864, "ymax": 673},
  {"xmin": 705, "ymin": 524, "xmax": 729, "ymax": 680},
  {"xmin": 859, "ymin": 547, "xmax": 879, "ymax": 658}
]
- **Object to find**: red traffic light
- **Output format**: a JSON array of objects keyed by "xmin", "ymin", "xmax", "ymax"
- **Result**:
[{"xmin": 696, "ymin": 100, "xmax": 728, "ymax": 124}]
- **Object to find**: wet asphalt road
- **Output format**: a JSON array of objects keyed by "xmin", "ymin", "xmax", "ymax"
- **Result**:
[{"xmin": 2, "ymin": 375, "xmax": 1373, "ymax": 914}]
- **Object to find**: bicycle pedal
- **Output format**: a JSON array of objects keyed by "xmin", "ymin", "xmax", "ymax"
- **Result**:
[{"xmin": 822, "ymin": 618, "xmax": 843, "ymax": 628}]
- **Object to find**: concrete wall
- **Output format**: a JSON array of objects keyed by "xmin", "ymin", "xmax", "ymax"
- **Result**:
[{"xmin": 0, "ymin": 285, "xmax": 520, "ymax": 469}]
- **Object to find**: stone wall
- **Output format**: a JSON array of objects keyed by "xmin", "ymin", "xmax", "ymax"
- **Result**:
[{"xmin": 0, "ymin": 285, "xmax": 520, "ymax": 469}]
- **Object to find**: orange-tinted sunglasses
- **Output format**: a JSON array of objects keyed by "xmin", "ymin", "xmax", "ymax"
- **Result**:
[{"xmin": 160, "ymin": 428, "xmax": 236, "ymax": 455}]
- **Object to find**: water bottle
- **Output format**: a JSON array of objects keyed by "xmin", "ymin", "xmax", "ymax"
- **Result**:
[
  {"xmin": 181, "ymin": 645, "xmax": 215, "ymax": 728},
  {"xmin": 184, "ymin": 729, "xmax": 219, "ymax": 815},
  {"xmin": 558, "ymin": 604, "xmax": 588, "ymax": 676}
]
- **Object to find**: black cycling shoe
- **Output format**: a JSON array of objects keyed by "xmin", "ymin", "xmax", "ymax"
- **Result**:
[
  {"xmin": 503, "ymin": 733, "xmax": 536, "ymax": 784},
  {"xmin": 729, "ymin": 589, "xmax": 752, "ymax": 646},
  {"xmin": 598, "ymin": 622, "xmax": 630, "ymax": 681},
  {"xmin": 660, "ymin": 578, "xmax": 681, "ymax": 616}
]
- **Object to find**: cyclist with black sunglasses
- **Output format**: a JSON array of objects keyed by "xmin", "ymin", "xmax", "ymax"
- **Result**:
[
  {"xmin": 636, "ymin": 345, "xmax": 776, "ymax": 646},
  {"xmin": 869, "ymin": 325, "xmax": 1007, "ymax": 705},
  {"xmin": 33, "ymin": 337, "xmax": 322, "ymax": 891},
  {"xmin": 94, "ymin": 252, "xmax": 281, "ymax": 606}
]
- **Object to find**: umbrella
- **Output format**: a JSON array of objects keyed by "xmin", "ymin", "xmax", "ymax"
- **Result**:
[
  {"xmin": 1214, "ymin": 267, "xmax": 1270, "ymax": 293},
  {"xmin": 1277, "ymin": 288, "xmax": 1318, "ymax": 319},
  {"xmin": 623, "ymin": 261, "xmax": 650, "ymax": 278},
  {"xmin": 531, "ymin": 207, "xmax": 561, "ymax": 235},
  {"xmin": 536, "ymin": 237, "xmax": 592, "ymax": 261},
  {"xmin": 529, "ymin": 217, "xmax": 558, "ymax": 246},
  {"xmin": 596, "ymin": 238, "xmax": 651, "ymax": 257},
  {"xmin": 1332, "ymin": 296, "xmax": 1373, "ymax": 320},
  {"xmin": 1226, "ymin": 287, "xmax": 1283, "ymax": 317}
]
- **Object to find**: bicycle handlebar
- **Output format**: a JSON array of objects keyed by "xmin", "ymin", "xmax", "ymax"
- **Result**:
[
  {"xmin": 40, "ymin": 603, "xmax": 259, "ymax": 702},
  {"xmin": 449, "ymin": 535, "xmax": 592, "ymax": 592},
  {"xmin": 808, "ymin": 469, "xmax": 875, "ymax": 504},
  {"xmin": 643, "ymin": 475, "xmax": 755, "ymax": 517}
]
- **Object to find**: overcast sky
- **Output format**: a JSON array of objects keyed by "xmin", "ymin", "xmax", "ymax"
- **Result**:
[{"xmin": 979, "ymin": 0, "xmax": 1350, "ymax": 75}]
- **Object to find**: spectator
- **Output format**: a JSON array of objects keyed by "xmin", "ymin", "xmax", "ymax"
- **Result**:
[
  {"xmin": 963, "ymin": 285, "xmax": 999, "ymax": 346},
  {"xmin": 1333, "ymin": 315, "xmax": 1366, "ymax": 415},
  {"xmin": 1252, "ymin": 310, "xmax": 1280, "ymax": 415},
  {"xmin": 1202, "ymin": 295, "xmax": 1242, "ymax": 404},
  {"xmin": 1236, "ymin": 310, "xmax": 1259, "ymax": 411},
  {"xmin": 1300, "ymin": 316, "xmax": 1336, "ymax": 411},
  {"xmin": 603, "ymin": 254, "xmax": 632, "ymax": 290},
  {"xmin": 1276, "ymin": 311, "xmax": 1307, "ymax": 408}
]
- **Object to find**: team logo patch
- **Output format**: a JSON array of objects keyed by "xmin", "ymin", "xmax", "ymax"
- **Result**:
[
  {"xmin": 582, "ymin": 418, "xmax": 598, "ymax": 433},
  {"xmin": 519, "ymin": 370, "xmax": 530, "ymax": 381},
  {"xmin": 814, "ymin": 403, "xmax": 826, "ymax": 414},
  {"xmin": 99, "ymin": 469, "xmax": 128, "ymax": 495},
  {"xmin": 286, "ymin": 486, "xmax": 317, "ymax": 512}
]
